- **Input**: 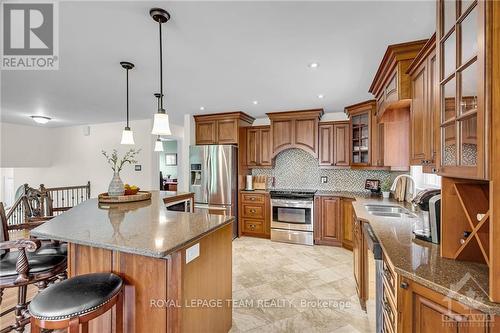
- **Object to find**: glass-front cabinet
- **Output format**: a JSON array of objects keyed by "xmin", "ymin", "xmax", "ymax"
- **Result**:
[
  {"xmin": 437, "ymin": 0, "xmax": 487, "ymax": 179},
  {"xmin": 345, "ymin": 100, "xmax": 377, "ymax": 167}
]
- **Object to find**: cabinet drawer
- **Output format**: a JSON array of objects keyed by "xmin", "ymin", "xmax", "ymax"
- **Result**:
[
  {"xmin": 241, "ymin": 193, "xmax": 265, "ymax": 204},
  {"xmin": 382, "ymin": 254, "xmax": 397, "ymax": 302},
  {"xmin": 242, "ymin": 204, "xmax": 264, "ymax": 219},
  {"xmin": 242, "ymin": 219, "xmax": 264, "ymax": 234}
]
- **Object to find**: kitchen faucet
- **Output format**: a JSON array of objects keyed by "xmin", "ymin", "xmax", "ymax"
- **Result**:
[{"xmin": 390, "ymin": 174, "xmax": 417, "ymax": 202}]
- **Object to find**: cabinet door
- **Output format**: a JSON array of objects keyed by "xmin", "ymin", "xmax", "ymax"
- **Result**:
[
  {"xmin": 216, "ymin": 119, "xmax": 238, "ymax": 144},
  {"xmin": 376, "ymin": 122, "xmax": 385, "ymax": 167},
  {"xmin": 410, "ymin": 62, "xmax": 428, "ymax": 165},
  {"xmin": 351, "ymin": 111, "xmax": 371, "ymax": 166},
  {"xmin": 341, "ymin": 199, "xmax": 354, "ymax": 250},
  {"xmin": 259, "ymin": 127, "xmax": 272, "ymax": 166},
  {"xmin": 437, "ymin": 0, "xmax": 486, "ymax": 179},
  {"xmin": 353, "ymin": 215, "xmax": 366, "ymax": 303},
  {"xmin": 196, "ymin": 121, "xmax": 217, "ymax": 145},
  {"xmin": 295, "ymin": 118, "xmax": 319, "ymax": 157},
  {"xmin": 318, "ymin": 124, "xmax": 334, "ymax": 166},
  {"xmin": 246, "ymin": 128, "xmax": 259, "ymax": 166},
  {"xmin": 319, "ymin": 197, "xmax": 341, "ymax": 245},
  {"xmin": 333, "ymin": 123, "xmax": 350, "ymax": 166},
  {"xmin": 271, "ymin": 119, "xmax": 293, "ymax": 155}
]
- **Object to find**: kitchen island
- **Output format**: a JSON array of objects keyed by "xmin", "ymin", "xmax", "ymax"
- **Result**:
[{"xmin": 31, "ymin": 191, "xmax": 234, "ymax": 333}]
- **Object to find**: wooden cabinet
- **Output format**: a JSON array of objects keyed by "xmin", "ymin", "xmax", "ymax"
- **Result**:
[
  {"xmin": 238, "ymin": 191, "xmax": 270, "ymax": 238},
  {"xmin": 246, "ymin": 126, "xmax": 272, "ymax": 168},
  {"xmin": 314, "ymin": 196, "xmax": 342, "ymax": 246},
  {"xmin": 408, "ymin": 35, "xmax": 437, "ymax": 168},
  {"xmin": 194, "ymin": 112, "xmax": 254, "ymax": 145},
  {"xmin": 345, "ymin": 100, "xmax": 376, "ymax": 167},
  {"xmin": 353, "ymin": 212, "xmax": 367, "ymax": 305},
  {"xmin": 436, "ymin": 0, "xmax": 488, "ymax": 180},
  {"xmin": 369, "ymin": 40, "xmax": 428, "ymax": 120},
  {"xmin": 398, "ymin": 277, "xmax": 497, "ymax": 333},
  {"xmin": 318, "ymin": 121, "xmax": 350, "ymax": 167},
  {"xmin": 267, "ymin": 109, "xmax": 324, "ymax": 158},
  {"xmin": 341, "ymin": 198, "xmax": 354, "ymax": 250}
]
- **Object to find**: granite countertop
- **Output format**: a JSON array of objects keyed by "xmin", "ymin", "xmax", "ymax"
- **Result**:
[
  {"xmin": 351, "ymin": 197, "xmax": 500, "ymax": 315},
  {"xmin": 31, "ymin": 191, "xmax": 234, "ymax": 258},
  {"xmin": 314, "ymin": 190, "xmax": 377, "ymax": 199}
]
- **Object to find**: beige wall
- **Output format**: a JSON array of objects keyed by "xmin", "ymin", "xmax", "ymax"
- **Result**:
[{"xmin": 1, "ymin": 118, "xmax": 186, "ymax": 199}]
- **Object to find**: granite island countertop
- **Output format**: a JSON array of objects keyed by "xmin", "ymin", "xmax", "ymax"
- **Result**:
[
  {"xmin": 31, "ymin": 191, "xmax": 234, "ymax": 258},
  {"xmin": 351, "ymin": 197, "xmax": 500, "ymax": 315}
]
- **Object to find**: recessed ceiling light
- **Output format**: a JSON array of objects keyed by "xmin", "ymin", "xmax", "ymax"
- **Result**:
[
  {"xmin": 199, "ymin": 106, "xmax": 205, "ymax": 111},
  {"xmin": 308, "ymin": 62, "xmax": 319, "ymax": 69},
  {"xmin": 252, "ymin": 100, "xmax": 258, "ymax": 105},
  {"xmin": 30, "ymin": 116, "xmax": 51, "ymax": 124},
  {"xmin": 317, "ymin": 94, "xmax": 324, "ymax": 99}
]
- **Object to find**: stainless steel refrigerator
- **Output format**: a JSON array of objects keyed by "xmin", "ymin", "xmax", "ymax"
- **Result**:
[{"xmin": 189, "ymin": 145, "xmax": 238, "ymax": 238}]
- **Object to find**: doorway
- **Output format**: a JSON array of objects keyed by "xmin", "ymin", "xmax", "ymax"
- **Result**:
[{"xmin": 159, "ymin": 139, "xmax": 178, "ymax": 191}]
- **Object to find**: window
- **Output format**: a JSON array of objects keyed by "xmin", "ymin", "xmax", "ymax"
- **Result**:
[{"xmin": 410, "ymin": 166, "xmax": 441, "ymax": 190}]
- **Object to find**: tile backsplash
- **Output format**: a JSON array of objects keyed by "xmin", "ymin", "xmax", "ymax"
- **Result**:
[{"xmin": 251, "ymin": 148, "xmax": 403, "ymax": 191}]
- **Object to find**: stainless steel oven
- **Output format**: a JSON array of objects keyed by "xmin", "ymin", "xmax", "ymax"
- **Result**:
[{"xmin": 270, "ymin": 190, "xmax": 315, "ymax": 246}]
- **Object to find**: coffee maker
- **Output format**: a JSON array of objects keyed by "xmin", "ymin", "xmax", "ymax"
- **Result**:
[{"xmin": 412, "ymin": 189, "xmax": 441, "ymax": 244}]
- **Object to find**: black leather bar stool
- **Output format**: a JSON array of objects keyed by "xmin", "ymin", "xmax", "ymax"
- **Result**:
[{"xmin": 28, "ymin": 272, "xmax": 124, "ymax": 333}]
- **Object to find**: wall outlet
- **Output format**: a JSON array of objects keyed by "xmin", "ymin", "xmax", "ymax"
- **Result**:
[
  {"xmin": 320, "ymin": 176, "xmax": 328, "ymax": 184},
  {"xmin": 135, "ymin": 165, "xmax": 142, "ymax": 171},
  {"xmin": 186, "ymin": 243, "xmax": 200, "ymax": 264}
]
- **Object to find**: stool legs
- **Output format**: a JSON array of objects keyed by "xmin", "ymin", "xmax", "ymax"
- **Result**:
[
  {"xmin": 69, "ymin": 317, "xmax": 80, "ymax": 333},
  {"xmin": 116, "ymin": 290, "xmax": 124, "ymax": 333},
  {"xmin": 30, "ymin": 318, "xmax": 41, "ymax": 333}
]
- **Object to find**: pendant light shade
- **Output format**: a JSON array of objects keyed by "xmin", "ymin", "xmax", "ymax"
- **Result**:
[
  {"xmin": 151, "ymin": 112, "xmax": 171, "ymax": 135},
  {"xmin": 121, "ymin": 128, "xmax": 135, "ymax": 145},
  {"xmin": 154, "ymin": 137, "xmax": 164, "ymax": 152},
  {"xmin": 120, "ymin": 61, "xmax": 135, "ymax": 145},
  {"xmin": 150, "ymin": 8, "xmax": 172, "ymax": 137}
]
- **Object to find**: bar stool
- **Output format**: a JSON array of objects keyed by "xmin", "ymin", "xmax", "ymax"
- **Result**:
[{"xmin": 28, "ymin": 272, "xmax": 124, "ymax": 333}]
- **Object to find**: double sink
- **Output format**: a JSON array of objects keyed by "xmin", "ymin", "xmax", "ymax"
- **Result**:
[{"xmin": 364, "ymin": 204, "xmax": 418, "ymax": 219}]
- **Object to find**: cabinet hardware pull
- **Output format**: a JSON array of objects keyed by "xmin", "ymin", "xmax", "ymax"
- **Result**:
[
  {"xmin": 400, "ymin": 282, "xmax": 409, "ymax": 289},
  {"xmin": 250, "ymin": 209, "xmax": 256, "ymax": 213}
]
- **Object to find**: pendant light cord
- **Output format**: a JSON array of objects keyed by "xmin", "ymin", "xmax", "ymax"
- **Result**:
[
  {"xmin": 126, "ymin": 68, "xmax": 129, "ymax": 128},
  {"xmin": 158, "ymin": 21, "xmax": 164, "ymax": 112}
]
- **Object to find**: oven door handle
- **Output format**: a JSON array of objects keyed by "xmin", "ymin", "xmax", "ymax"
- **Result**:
[{"xmin": 271, "ymin": 200, "xmax": 313, "ymax": 209}]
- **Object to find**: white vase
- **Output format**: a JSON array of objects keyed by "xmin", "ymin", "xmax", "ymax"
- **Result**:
[
  {"xmin": 108, "ymin": 172, "xmax": 125, "ymax": 196},
  {"xmin": 382, "ymin": 191, "xmax": 390, "ymax": 199}
]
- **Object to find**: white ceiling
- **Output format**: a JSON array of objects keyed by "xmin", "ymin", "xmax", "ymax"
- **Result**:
[{"xmin": 1, "ymin": 1, "xmax": 435, "ymax": 127}]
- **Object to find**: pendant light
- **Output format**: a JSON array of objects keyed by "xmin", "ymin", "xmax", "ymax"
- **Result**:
[
  {"xmin": 154, "ymin": 136, "xmax": 164, "ymax": 152},
  {"xmin": 150, "ymin": 8, "xmax": 172, "ymax": 136},
  {"xmin": 153, "ymin": 93, "xmax": 164, "ymax": 152},
  {"xmin": 120, "ymin": 61, "xmax": 135, "ymax": 145}
]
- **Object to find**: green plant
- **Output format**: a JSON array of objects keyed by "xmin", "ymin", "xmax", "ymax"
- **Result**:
[
  {"xmin": 381, "ymin": 179, "xmax": 391, "ymax": 192},
  {"xmin": 102, "ymin": 149, "xmax": 141, "ymax": 173}
]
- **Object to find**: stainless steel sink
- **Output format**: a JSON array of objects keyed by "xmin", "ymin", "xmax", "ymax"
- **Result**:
[{"xmin": 364, "ymin": 204, "xmax": 418, "ymax": 219}]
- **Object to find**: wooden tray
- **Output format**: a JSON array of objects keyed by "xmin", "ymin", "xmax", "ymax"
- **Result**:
[{"xmin": 98, "ymin": 191, "xmax": 152, "ymax": 204}]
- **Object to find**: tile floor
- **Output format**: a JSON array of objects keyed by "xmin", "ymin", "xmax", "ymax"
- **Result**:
[{"xmin": 230, "ymin": 237, "xmax": 376, "ymax": 333}]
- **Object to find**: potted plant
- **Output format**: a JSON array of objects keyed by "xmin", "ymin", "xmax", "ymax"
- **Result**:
[
  {"xmin": 381, "ymin": 179, "xmax": 391, "ymax": 199},
  {"xmin": 102, "ymin": 149, "xmax": 141, "ymax": 196}
]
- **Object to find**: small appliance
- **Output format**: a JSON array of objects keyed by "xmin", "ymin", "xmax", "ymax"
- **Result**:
[
  {"xmin": 412, "ymin": 189, "xmax": 441, "ymax": 244},
  {"xmin": 245, "ymin": 175, "xmax": 253, "ymax": 191}
]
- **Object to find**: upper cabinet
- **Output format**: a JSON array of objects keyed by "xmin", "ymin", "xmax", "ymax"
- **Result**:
[
  {"xmin": 194, "ymin": 112, "xmax": 254, "ymax": 145},
  {"xmin": 407, "ymin": 34, "xmax": 437, "ymax": 168},
  {"xmin": 267, "ymin": 109, "xmax": 324, "ymax": 158},
  {"xmin": 345, "ymin": 100, "xmax": 378, "ymax": 167},
  {"xmin": 318, "ymin": 121, "xmax": 350, "ymax": 167},
  {"xmin": 246, "ymin": 126, "xmax": 272, "ymax": 168},
  {"xmin": 369, "ymin": 40, "xmax": 428, "ymax": 120},
  {"xmin": 436, "ymin": 0, "xmax": 488, "ymax": 180}
]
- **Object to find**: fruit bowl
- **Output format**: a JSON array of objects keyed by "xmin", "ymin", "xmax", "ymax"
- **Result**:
[{"xmin": 124, "ymin": 187, "xmax": 140, "ymax": 195}]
